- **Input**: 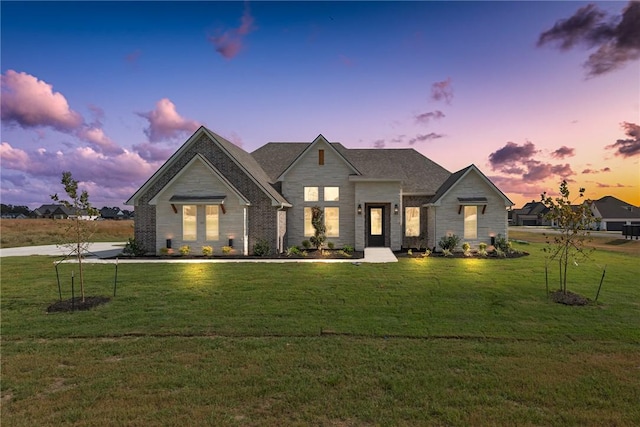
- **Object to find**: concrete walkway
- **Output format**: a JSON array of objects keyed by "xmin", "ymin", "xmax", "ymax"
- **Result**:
[{"xmin": 0, "ymin": 243, "xmax": 398, "ymax": 263}]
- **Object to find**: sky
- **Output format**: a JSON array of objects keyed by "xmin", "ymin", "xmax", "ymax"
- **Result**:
[{"xmin": 1, "ymin": 1, "xmax": 639, "ymax": 210}]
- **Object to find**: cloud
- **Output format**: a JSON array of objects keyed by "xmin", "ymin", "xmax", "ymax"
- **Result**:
[
  {"xmin": 138, "ymin": 98, "xmax": 200, "ymax": 143},
  {"xmin": 1, "ymin": 70, "xmax": 83, "ymax": 132},
  {"xmin": 606, "ymin": 121, "xmax": 640, "ymax": 157},
  {"xmin": 415, "ymin": 110, "xmax": 445, "ymax": 124},
  {"xmin": 551, "ymin": 145, "xmax": 575, "ymax": 159},
  {"xmin": 373, "ymin": 139, "xmax": 386, "ymax": 149},
  {"xmin": 0, "ymin": 142, "xmax": 30, "ymax": 170},
  {"xmin": 582, "ymin": 166, "xmax": 611, "ymax": 174},
  {"xmin": 208, "ymin": 4, "xmax": 256, "ymax": 59},
  {"xmin": 408, "ymin": 133, "xmax": 444, "ymax": 145},
  {"xmin": 132, "ymin": 142, "xmax": 176, "ymax": 162},
  {"xmin": 523, "ymin": 160, "xmax": 574, "ymax": 181},
  {"xmin": 339, "ymin": 54, "xmax": 355, "ymax": 67},
  {"xmin": 77, "ymin": 127, "xmax": 123, "ymax": 155},
  {"xmin": 125, "ymin": 49, "xmax": 142, "ymax": 63},
  {"xmin": 431, "ymin": 78, "xmax": 453, "ymax": 103},
  {"xmin": 596, "ymin": 182, "xmax": 628, "ymax": 188},
  {"xmin": 537, "ymin": 2, "xmax": 640, "ymax": 77},
  {"xmin": 488, "ymin": 141, "xmax": 538, "ymax": 167}
]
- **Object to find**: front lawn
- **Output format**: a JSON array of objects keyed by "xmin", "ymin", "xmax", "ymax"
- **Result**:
[{"xmin": 2, "ymin": 242, "xmax": 639, "ymax": 426}]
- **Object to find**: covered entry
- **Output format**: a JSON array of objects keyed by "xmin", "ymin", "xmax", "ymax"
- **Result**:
[{"xmin": 366, "ymin": 204, "xmax": 390, "ymax": 247}]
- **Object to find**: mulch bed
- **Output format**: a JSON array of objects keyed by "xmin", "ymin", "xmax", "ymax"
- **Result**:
[
  {"xmin": 115, "ymin": 250, "xmax": 364, "ymax": 260},
  {"xmin": 397, "ymin": 250, "xmax": 529, "ymax": 259},
  {"xmin": 549, "ymin": 290, "xmax": 590, "ymax": 306},
  {"xmin": 47, "ymin": 296, "xmax": 111, "ymax": 313}
]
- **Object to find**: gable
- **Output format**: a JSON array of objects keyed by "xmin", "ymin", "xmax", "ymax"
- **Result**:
[
  {"xmin": 275, "ymin": 135, "xmax": 360, "ymax": 181},
  {"xmin": 148, "ymin": 154, "xmax": 250, "ymax": 206},
  {"xmin": 126, "ymin": 127, "xmax": 289, "ymax": 207},
  {"xmin": 428, "ymin": 164, "xmax": 513, "ymax": 207}
]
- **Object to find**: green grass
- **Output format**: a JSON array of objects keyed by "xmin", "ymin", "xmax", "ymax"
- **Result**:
[{"xmin": 2, "ymin": 243, "xmax": 639, "ymax": 426}]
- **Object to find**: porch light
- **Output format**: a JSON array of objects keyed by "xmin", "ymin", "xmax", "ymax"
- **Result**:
[
  {"xmin": 228, "ymin": 238, "xmax": 234, "ymax": 248},
  {"xmin": 394, "ymin": 204, "xmax": 399, "ymax": 215},
  {"xmin": 357, "ymin": 204, "xmax": 362, "ymax": 215},
  {"xmin": 166, "ymin": 239, "xmax": 172, "ymax": 249}
]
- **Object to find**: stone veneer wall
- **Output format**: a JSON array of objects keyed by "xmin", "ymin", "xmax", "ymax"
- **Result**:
[{"xmin": 133, "ymin": 134, "xmax": 279, "ymax": 255}]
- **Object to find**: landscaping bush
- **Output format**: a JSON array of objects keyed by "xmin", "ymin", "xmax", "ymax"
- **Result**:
[
  {"xmin": 221, "ymin": 246, "xmax": 232, "ymax": 255},
  {"xmin": 253, "ymin": 239, "xmax": 271, "ymax": 257},
  {"xmin": 123, "ymin": 237, "xmax": 146, "ymax": 257},
  {"xmin": 438, "ymin": 234, "xmax": 461, "ymax": 252},
  {"xmin": 179, "ymin": 245, "xmax": 191, "ymax": 256},
  {"xmin": 202, "ymin": 245, "xmax": 213, "ymax": 256}
]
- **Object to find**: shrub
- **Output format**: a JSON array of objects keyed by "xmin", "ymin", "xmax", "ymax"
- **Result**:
[
  {"xmin": 123, "ymin": 237, "xmax": 146, "ymax": 257},
  {"xmin": 478, "ymin": 242, "xmax": 488, "ymax": 251},
  {"xmin": 327, "ymin": 241, "xmax": 335, "ymax": 250},
  {"xmin": 422, "ymin": 248, "xmax": 431, "ymax": 257},
  {"xmin": 309, "ymin": 206, "xmax": 327, "ymax": 250},
  {"xmin": 286, "ymin": 246, "xmax": 301, "ymax": 257},
  {"xmin": 159, "ymin": 247, "xmax": 173, "ymax": 256},
  {"xmin": 253, "ymin": 239, "xmax": 271, "ymax": 257},
  {"xmin": 179, "ymin": 245, "xmax": 191, "ymax": 256},
  {"xmin": 442, "ymin": 248, "xmax": 453, "ymax": 257},
  {"xmin": 302, "ymin": 240, "xmax": 311, "ymax": 250},
  {"xmin": 438, "ymin": 234, "xmax": 461, "ymax": 252},
  {"xmin": 462, "ymin": 242, "xmax": 471, "ymax": 255},
  {"xmin": 407, "ymin": 248, "xmax": 413, "ymax": 256},
  {"xmin": 202, "ymin": 245, "xmax": 213, "ymax": 256},
  {"xmin": 478, "ymin": 248, "xmax": 488, "ymax": 257},
  {"xmin": 494, "ymin": 234, "xmax": 511, "ymax": 253},
  {"xmin": 221, "ymin": 246, "xmax": 232, "ymax": 255},
  {"xmin": 342, "ymin": 245, "xmax": 354, "ymax": 253}
]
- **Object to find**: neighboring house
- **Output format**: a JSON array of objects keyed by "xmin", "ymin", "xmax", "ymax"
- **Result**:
[
  {"xmin": 31, "ymin": 204, "xmax": 99, "ymax": 220},
  {"xmin": 126, "ymin": 127, "xmax": 513, "ymax": 255},
  {"xmin": 32, "ymin": 204, "xmax": 75, "ymax": 219},
  {"xmin": 100, "ymin": 207, "xmax": 127, "ymax": 220},
  {"xmin": 587, "ymin": 196, "xmax": 640, "ymax": 231},
  {"xmin": 511, "ymin": 201, "xmax": 551, "ymax": 226}
]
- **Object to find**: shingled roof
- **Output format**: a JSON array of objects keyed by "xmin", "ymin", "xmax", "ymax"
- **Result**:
[
  {"xmin": 591, "ymin": 196, "xmax": 640, "ymax": 219},
  {"xmin": 252, "ymin": 142, "xmax": 451, "ymax": 195}
]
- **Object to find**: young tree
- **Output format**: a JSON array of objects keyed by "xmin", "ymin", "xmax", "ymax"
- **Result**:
[
  {"xmin": 541, "ymin": 180, "xmax": 596, "ymax": 295},
  {"xmin": 309, "ymin": 206, "xmax": 327, "ymax": 250},
  {"xmin": 51, "ymin": 171, "xmax": 99, "ymax": 302}
]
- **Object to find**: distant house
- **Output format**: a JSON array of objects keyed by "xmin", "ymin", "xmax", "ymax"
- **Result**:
[
  {"xmin": 127, "ymin": 127, "xmax": 513, "ymax": 255},
  {"xmin": 511, "ymin": 201, "xmax": 551, "ymax": 226},
  {"xmin": 32, "ymin": 204, "xmax": 99, "ymax": 220},
  {"xmin": 587, "ymin": 196, "xmax": 640, "ymax": 231},
  {"xmin": 32, "ymin": 204, "xmax": 75, "ymax": 219},
  {"xmin": 100, "ymin": 207, "xmax": 127, "ymax": 220}
]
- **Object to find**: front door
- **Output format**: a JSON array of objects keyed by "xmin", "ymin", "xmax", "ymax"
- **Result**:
[{"xmin": 367, "ymin": 206, "xmax": 385, "ymax": 247}]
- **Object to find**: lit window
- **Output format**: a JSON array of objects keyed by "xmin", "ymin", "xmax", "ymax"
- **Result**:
[
  {"xmin": 324, "ymin": 187, "xmax": 339, "ymax": 201},
  {"xmin": 304, "ymin": 207, "xmax": 314, "ymax": 237},
  {"xmin": 304, "ymin": 187, "xmax": 318, "ymax": 202},
  {"xmin": 183, "ymin": 205, "xmax": 197, "ymax": 241},
  {"xmin": 325, "ymin": 207, "xmax": 339, "ymax": 237},
  {"xmin": 319, "ymin": 149, "xmax": 325, "ymax": 165},
  {"xmin": 464, "ymin": 206, "xmax": 477, "ymax": 239},
  {"xmin": 206, "ymin": 205, "xmax": 219, "ymax": 240},
  {"xmin": 405, "ymin": 207, "xmax": 420, "ymax": 237}
]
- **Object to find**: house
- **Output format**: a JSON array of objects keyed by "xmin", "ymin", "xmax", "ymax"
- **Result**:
[
  {"xmin": 126, "ymin": 127, "xmax": 513, "ymax": 255},
  {"xmin": 587, "ymin": 196, "xmax": 640, "ymax": 231},
  {"xmin": 100, "ymin": 207, "xmax": 127, "ymax": 220},
  {"xmin": 511, "ymin": 201, "xmax": 551, "ymax": 226},
  {"xmin": 31, "ymin": 204, "xmax": 75, "ymax": 219}
]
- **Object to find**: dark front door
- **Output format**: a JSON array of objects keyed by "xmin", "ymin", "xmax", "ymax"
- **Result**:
[{"xmin": 367, "ymin": 206, "xmax": 385, "ymax": 247}]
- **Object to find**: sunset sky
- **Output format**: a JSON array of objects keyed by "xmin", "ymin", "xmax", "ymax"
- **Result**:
[{"xmin": 2, "ymin": 1, "xmax": 639, "ymax": 210}]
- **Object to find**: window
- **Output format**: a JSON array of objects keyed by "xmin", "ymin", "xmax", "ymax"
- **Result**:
[
  {"xmin": 325, "ymin": 207, "xmax": 339, "ymax": 237},
  {"xmin": 405, "ymin": 207, "xmax": 420, "ymax": 237},
  {"xmin": 318, "ymin": 149, "xmax": 324, "ymax": 165},
  {"xmin": 324, "ymin": 187, "xmax": 339, "ymax": 201},
  {"xmin": 304, "ymin": 207, "xmax": 314, "ymax": 237},
  {"xmin": 206, "ymin": 205, "xmax": 219, "ymax": 240},
  {"xmin": 182, "ymin": 205, "xmax": 197, "ymax": 241},
  {"xmin": 464, "ymin": 206, "xmax": 477, "ymax": 239},
  {"xmin": 304, "ymin": 187, "xmax": 318, "ymax": 202}
]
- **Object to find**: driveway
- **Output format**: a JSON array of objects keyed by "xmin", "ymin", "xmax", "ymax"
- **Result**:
[{"xmin": 0, "ymin": 242, "xmax": 126, "ymax": 258}]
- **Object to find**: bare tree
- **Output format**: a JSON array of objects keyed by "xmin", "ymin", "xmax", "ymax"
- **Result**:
[
  {"xmin": 541, "ymin": 180, "xmax": 596, "ymax": 295},
  {"xmin": 51, "ymin": 171, "xmax": 98, "ymax": 302}
]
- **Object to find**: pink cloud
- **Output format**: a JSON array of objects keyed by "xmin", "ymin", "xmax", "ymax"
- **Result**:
[
  {"xmin": 488, "ymin": 141, "xmax": 538, "ymax": 168},
  {"xmin": 0, "ymin": 142, "xmax": 30, "ymax": 169},
  {"xmin": 415, "ymin": 110, "xmax": 445, "ymax": 124},
  {"xmin": 606, "ymin": 121, "xmax": 640, "ymax": 157},
  {"xmin": 408, "ymin": 133, "xmax": 444, "ymax": 145},
  {"xmin": 208, "ymin": 5, "xmax": 256, "ymax": 59},
  {"xmin": 551, "ymin": 145, "xmax": 575, "ymax": 158},
  {"xmin": 431, "ymin": 78, "xmax": 453, "ymax": 104},
  {"xmin": 132, "ymin": 142, "xmax": 177, "ymax": 162},
  {"xmin": 77, "ymin": 127, "xmax": 123, "ymax": 155},
  {"xmin": 138, "ymin": 98, "xmax": 200, "ymax": 143},
  {"xmin": 1, "ymin": 70, "xmax": 83, "ymax": 132}
]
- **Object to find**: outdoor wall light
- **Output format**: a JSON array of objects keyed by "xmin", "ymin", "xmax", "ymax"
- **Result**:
[
  {"xmin": 394, "ymin": 204, "xmax": 399, "ymax": 215},
  {"xmin": 357, "ymin": 204, "xmax": 362, "ymax": 215},
  {"xmin": 228, "ymin": 238, "xmax": 234, "ymax": 248},
  {"xmin": 166, "ymin": 239, "xmax": 172, "ymax": 249}
]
